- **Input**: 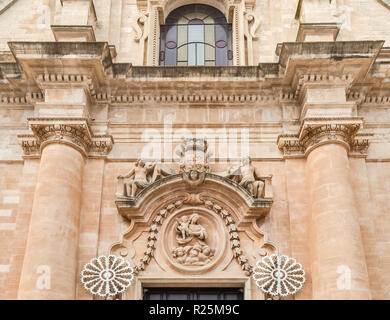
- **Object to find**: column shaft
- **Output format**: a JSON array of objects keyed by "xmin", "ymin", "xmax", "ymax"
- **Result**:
[
  {"xmin": 18, "ymin": 143, "xmax": 84, "ymax": 299},
  {"xmin": 307, "ymin": 143, "xmax": 371, "ymax": 299}
]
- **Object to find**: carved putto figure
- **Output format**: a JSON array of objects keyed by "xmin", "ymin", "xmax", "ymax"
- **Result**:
[
  {"xmin": 172, "ymin": 214, "xmax": 215, "ymax": 266},
  {"xmin": 182, "ymin": 170, "xmax": 206, "ymax": 188},
  {"xmin": 227, "ymin": 156, "xmax": 265, "ymax": 198}
]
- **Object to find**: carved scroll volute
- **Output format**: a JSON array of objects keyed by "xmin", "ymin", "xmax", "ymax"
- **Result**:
[
  {"xmin": 244, "ymin": 9, "xmax": 261, "ymax": 39},
  {"xmin": 132, "ymin": 11, "xmax": 149, "ymax": 42},
  {"xmin": 243, "ymin": 5, "xmax": 260, "ymax": 65}
]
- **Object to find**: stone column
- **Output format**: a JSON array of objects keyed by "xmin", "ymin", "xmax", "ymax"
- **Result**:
[
  {"xmin": 279, "ymin": 118, "xmax": 371, "ymax": 299},
  {"xmin": 17, "ymin": 119, "xmax": 113, "ymax": 299}
]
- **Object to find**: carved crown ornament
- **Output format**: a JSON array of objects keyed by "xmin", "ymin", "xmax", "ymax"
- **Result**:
[
  {"xmin": 18, "ymin": 118, "xmax": 114, "ymax": 158},
  {"xmin": 277, "ymin": 117, "xmax": 371, "ymax": 158}
]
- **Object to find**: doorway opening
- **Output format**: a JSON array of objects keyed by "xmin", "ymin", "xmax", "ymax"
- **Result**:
[{"xmin": 143, "ymin": 287, "xmax": 244, "ymax": 300}]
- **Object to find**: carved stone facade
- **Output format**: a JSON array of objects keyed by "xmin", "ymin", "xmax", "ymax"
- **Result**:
[{"xmin": 0, "ymin": 0, "xmax": 390, "ymax": 301}]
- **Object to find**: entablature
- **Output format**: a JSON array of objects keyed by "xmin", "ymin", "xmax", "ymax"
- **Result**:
[{"xmin": 0, "ymin": 41, "xmax": 390, "ymax": 109}]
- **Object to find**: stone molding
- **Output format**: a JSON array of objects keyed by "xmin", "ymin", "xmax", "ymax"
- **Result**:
[
  {"xmin": 293, "ymin": 73, "xmax": 354, "ymax": 101},
  {"xmin": 347, "ymin": 92, "xmax": 390, "ymax": 106},
  {"xmin": 36, "ymin": 73, "xmax": 97, "ymax": 98},
  {"xmin": 0, "ymin": 92, "xmax": 42, "ymax": 106},
  {"xmin": 18, "ymin": 118, "xmax": 114, "ymax": 158},
  {"xmin": 296, "ymin": 23, "xmax": 340, "ymax": 42},
  {"xmin": 116, "ymin": 173, "xmax": 273, "ymax": 215},
  {"xmin": 277, "ymin": 117, "xmax": 368, "ymax": 158},
  {"xmin": 106, "ymin": 93, "xmax": 278, "ymax": 105}
]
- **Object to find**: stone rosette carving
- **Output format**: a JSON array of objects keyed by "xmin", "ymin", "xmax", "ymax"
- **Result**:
[
  {"xmin": 81, "ymin": 255, "xmax": 134, "ymax": 297},
  {"xmin": 277, "ymin": 117, "xmax": 369, "ymax": 157},
  {"xmin": 252, "ymin": 254, "xmax": 306, "ymax": 297},
  {"xmin": 18, "ymin": 118, "xmax": 114, "ymax": 158}
]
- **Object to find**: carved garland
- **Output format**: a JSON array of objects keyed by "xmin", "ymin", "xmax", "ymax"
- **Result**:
[{"xmin": 133, "ymin": 193, "xmax": 253, "ymax": 276}]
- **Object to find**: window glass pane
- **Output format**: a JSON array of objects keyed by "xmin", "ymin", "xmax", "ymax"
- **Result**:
[
  {"xmin": 188, "ymin": 24, "xmax": 204, "ymax": 42},
  {"xmin": 215, "ymin": 24, "xmax": 227, "ymax": 42},
  {"xmin": 178, "ymin": 46, "xmax": 187, "ymax": 64},
  {"xmin": 177, "ymin": 25, "xmax": 188, "ymax": 63},
  {"xmin": 165, "ymin": 25, "xmax": 177, "ymax": 65},
  {"xmin": 196, "ymin": 43, "xmax": 205, "ymax": 65},
  {"xmin": 215, "ymin": 46, "xmax": 227, "ymax": 66},
  {"xmin": 188, "ymin": 43, "xmax": 196, "ymax": 66},
  {"xmin": 188, "ymin": 25, "xmax": 204, "ymax": 66}
]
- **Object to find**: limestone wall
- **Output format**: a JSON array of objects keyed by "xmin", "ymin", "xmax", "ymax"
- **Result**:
[{"xmin": 0, "ymin": 0, "xmax": 390, "ymax": 300}]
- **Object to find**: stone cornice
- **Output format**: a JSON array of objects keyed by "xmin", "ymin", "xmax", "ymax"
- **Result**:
[
  {"xmin": 18, "ymin": 118, "xmax": 114, "ymax": 158},
  {"xmin": 293, "ymin": 73, "xmax": 354, "ymax": 101},
  {"xmin": 106, "ymin": 93, "xmax": 278, "ymax": 105},
  {"xmin": 1, "ymin": 41, "xmax": 389, "ymax": 106},
  {"xmin": 0, "ymin": 92, "xmax": 44, "ymax": 106},
  {"xmin": 279, "ymin": 41, "xmax": 384, "ymax": 70},
  {"xmin": 277, "ymin": 117, "xmax": 368, "ymax": 158},
  {"xmin": 6, "ymin": 42, "xmax": 112, "ymax": 101},
  {"xmin": 36, "ymin": 74, "xmax": 97, "ymax": 97}
]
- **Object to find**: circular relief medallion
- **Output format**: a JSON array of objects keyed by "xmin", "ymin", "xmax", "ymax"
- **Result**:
[{"xmin": 159, "ymin": 207, "xmax": 227, "ymax": 273}]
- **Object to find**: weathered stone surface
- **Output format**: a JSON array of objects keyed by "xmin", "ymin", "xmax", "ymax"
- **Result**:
[{"xmin": 0, "ymin": 0, "xmax": 389, "ymax": 301}]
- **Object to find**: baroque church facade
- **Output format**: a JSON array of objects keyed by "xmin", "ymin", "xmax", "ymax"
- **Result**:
[{"xmin": 0, "ymin": 0, "xmax": 390, "ymax": 300}]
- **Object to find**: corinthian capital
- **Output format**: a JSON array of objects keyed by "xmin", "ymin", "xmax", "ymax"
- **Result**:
[
  {"xmin": 278, "ymin": 117, "xmax": 369, "ymax": 158},
  {"xmin": 18, "ymin": 118, "xmax": 113, "ymax": 158}
]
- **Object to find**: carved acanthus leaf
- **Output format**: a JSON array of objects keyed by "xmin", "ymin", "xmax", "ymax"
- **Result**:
[
  {"xmin": 19, "ymin": 118, "xmax": 113, "ymax": 158},
  {"xmin": 278, "ymin": 118, "xmax": 370, "ymax": 158}
]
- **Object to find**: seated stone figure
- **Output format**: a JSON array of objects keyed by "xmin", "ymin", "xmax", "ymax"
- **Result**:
[
  {"xmin": 117, "ymin": 159, "xmax": 152, "ymax": 197},
  {"xmin": 227, "ymin": 156, "xmax": 265, "ymax": 198},
  {"xmin": 117, "ymin": 160, "xmax": 174, "ymax": 198}
]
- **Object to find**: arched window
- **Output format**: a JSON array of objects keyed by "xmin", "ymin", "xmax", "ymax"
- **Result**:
[{"xmin": 159, "ymin": 4, "xmax": 233, "ymax": 66}]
